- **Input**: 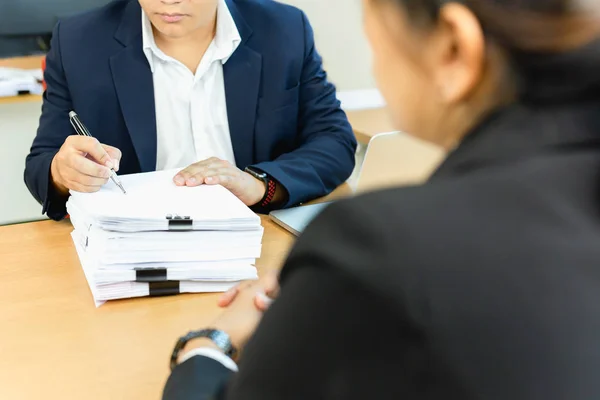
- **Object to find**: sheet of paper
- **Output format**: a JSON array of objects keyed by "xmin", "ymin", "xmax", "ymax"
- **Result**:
[
  {"xmin": 88, "ymin": 259, "xmax": 257, "ymax": 271},
  {"xmin": 72, "ymin": 233, "xmax": 256, "ymax": 307},
  {"xmin": 94, "ymin": 266, "xmax": 258, "ymax": 285},
  {"xmin": 0, "ymin": 67, "xmax": 43, "ymax": 81},
  {"xmin": 69, "ymin": 208, "xmax": 264, "ymax": 253},
  {"xmin": 67, "ymin": 169, "xmax": 261, "ymax": 232}
]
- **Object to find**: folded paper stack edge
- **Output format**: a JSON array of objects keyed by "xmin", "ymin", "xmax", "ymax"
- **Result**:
[{"xmin": 67, "ymin": 169, "xmax": 262, "ymax": 306}]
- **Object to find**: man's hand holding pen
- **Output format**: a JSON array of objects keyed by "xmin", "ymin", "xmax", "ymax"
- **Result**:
[{"xmin": 50, "ymin": 135, "xmax": 122, "ymax": 196}]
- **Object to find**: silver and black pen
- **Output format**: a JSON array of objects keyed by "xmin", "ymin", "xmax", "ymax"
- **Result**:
[{"xmin": 68, "ymin": 111, "xmax": 127, "ymax": 194}]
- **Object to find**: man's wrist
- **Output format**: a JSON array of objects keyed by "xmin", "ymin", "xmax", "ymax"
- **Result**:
[{"xmin": 244, "ymin": 172, "xmax": 267, "ymax": 206}]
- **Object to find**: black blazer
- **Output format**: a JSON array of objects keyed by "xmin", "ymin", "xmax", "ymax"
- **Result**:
[{"xmin": 163, "ymin": 50, "xmax": 600, "ymax": 399}]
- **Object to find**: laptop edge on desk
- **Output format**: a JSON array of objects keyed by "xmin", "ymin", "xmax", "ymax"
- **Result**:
[{"xmin": 269, "ymin": 131, "xmax": 444, "ymax": 237}]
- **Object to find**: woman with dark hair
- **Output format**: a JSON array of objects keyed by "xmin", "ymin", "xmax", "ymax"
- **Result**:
[{"xmin": 163, "ymin": 1, "xmax": 600, "ymax": 399}]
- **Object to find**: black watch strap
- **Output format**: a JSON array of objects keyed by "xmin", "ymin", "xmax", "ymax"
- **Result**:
[
  {"xmin": 170, "ymin": 329, "xmax": 237, "ymax": 370},
  {"xmin": 244, "ymin": 167, "xmax": 277, "ymax": 209}
]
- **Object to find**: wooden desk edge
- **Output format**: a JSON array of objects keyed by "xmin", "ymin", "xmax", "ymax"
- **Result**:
[
  {"xmin": 352, "ymin": 129, "xmax": 373, "ymax": 145},
  {"xmin": 0, "ymin": 94, "xmax": 42, "ymax": 105}
]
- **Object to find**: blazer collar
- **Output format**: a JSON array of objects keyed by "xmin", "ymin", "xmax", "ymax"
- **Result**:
[
  {"xmin": 432, "ymin": 38, "xmax": 600, "ymax": 181},
  {"xmin": 431, "ymin": 100, "xmax": 600, "ymax": 180},
  {"xmin": 225, "ymin": 0, "xmax": 253, "ymax": 45},
  {"xmin": 110, "ymin": 0, "xmax": 156, "ymax": 172},
  {"xmin": 222, "ymin": 1, "xmax": 261, "ymax": 169},
  {"xmin": 114, "ymin": 0, "xmax": 143, "ymax": 47}
]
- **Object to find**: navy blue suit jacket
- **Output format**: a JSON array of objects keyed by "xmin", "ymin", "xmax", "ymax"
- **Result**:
[{"xmin": 24, "ymin": 0, "xmax": 356, "ymax": 220}]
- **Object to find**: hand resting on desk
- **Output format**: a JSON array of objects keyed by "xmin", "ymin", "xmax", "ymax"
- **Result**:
[{"xmin": 50, "ymin": 135, "xmax": 122, "ymax": 196}]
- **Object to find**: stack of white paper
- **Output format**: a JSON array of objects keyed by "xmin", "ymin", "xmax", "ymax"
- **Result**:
[
  {"xmin": 67, "ymin": 169, "xmax": 262, "ymax": 306},
  {"xmin": 0, "ymin": 67, "xmax": 44, "ymax": 97}
]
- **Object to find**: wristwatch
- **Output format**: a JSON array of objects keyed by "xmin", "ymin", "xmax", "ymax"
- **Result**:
[
  {"xmin": 244, "ymin": 166, "xmax": 277, "ymax": 208},
  {"xmin": 170, "ymin": 329, "xmax": 238, "ymax": 370}
]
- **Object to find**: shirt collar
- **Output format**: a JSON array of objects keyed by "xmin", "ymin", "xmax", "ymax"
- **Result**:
[{"xmin": 141, "ymin": 0, "xmax": 241, "ymax": 73}]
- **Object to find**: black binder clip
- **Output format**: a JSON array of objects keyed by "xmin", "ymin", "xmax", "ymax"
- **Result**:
[
  {"xmin": 166, "ymin": 214, "xmax": 193, "ymax": 231},
  {"xmin": 135, "ymin": 268, "xmax": 168, "ymax": 283},
  {"xmin": 149, "ymin": 281, "xmax": 180, "ymax": 297}
]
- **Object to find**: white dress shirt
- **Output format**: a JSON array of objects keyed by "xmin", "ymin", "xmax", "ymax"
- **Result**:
[
  {"xmin": 145, "ymin": 3, "xmax": 241, "ymax": 371},
  {"xmin": 180, "ymin": 347, "xmax": 238, "ymax": 371},
  {"xmin": 142, "ymin": 0, "xmax": 241, "ymax": 171}
]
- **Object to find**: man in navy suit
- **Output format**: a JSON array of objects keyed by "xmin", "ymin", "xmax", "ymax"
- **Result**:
[{"xmin": 24, "ymin": 0, "xmax": 357, "ymax": 221}]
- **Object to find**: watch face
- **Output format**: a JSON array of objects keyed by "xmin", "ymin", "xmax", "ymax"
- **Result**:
[
  {"xmin": 172, "ymin": 329, "xmax": 237, "ymax": 370},
  {"xmin": 209, "ymin": 330, "xmax": 232, "ymax": 352},
  {"xmin": 246, "ymin": 168, "xmax": 267, "ymax": 179}
]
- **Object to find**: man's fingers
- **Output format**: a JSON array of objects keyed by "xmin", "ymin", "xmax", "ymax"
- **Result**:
[
  {"xmin": 174, "ymin": 167, "xmax": 202, "ymax": 186},
  {"xmin": 204, "ymin": 174, "xmax": 232, "ymax": 186},
  {"xmin": 70, "ymin": 154, "xmax": 111, "ymax": 179},
  {"xmin": 64, "ymin": 163, "xmax": 109, "ymax": 187},
  {"xmin": 66, "ymin": 135, "xmax": 114, "ymax": 168},
  {"xmin": 198, "ymin": 157, "xmax": 223, "ymax": 167},
  {"xmin": 174, "ymin": 159, "xmax": 231, "ymax": 186},
  {"xmin": 198, "ymin": 166, "xmax": 237, "ymax": 185},
  {"xmin": 66, "ymin": 178, "xmax": 105, "ymax": 193},
  {"xmin": 173, "ymin": 172, "xmax": 186, "ymax": 186},
  {"xmin": 178, "ymin": 169, "xmax": 233, "ymax": 187},
  {"xmin": 102, "ymin": 145, "xmax": 122, "ymax": 171},
  {"xmin": 53, "ymin": 136, "xmax": 115, "ymax": 193},
  {"xmin": 69, "ymin": 174, "xmax": 109, "ymax": 188}
]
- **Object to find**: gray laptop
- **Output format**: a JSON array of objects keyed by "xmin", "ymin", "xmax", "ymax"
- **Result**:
[
  {"xmin": 268, "ymin": 131, "xmax": 444, "ymax": 236},
  {"xmin": 269, "ymin": 202, "xmax": 331, "ymax": 236}
]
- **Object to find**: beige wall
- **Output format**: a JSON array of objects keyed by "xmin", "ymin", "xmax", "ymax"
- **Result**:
[{"xmin": 279, "ymin": 0, "xmax": 376, "ymax": 91}]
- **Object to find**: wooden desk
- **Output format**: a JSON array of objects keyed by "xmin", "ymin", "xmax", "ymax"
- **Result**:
[
  {"xmin": 346, "ymin": 108, "xmax": 395, "ymax": 144},
  {"xmin": 0, "ymin": 55, "xmax": 44, "ymax": 70},
  {"xmin": 0, "ymin": 55, "xmax": 45, "ymax": 105},
  {"xmin": 0, "ymin": 185, "xmax": 352, "ymax": 399}
]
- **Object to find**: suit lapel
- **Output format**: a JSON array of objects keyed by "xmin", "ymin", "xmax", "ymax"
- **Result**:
[
  {"xmin": 224, "ymin": 0, "xmax": 261, "ymax": 169},
  {"xmin": 223, "ymin": 47, "xmax": 262, "ymax": 169},
  {"xmin": 110, "ymin": 1, "xmax": 157, "ymax": 172}
]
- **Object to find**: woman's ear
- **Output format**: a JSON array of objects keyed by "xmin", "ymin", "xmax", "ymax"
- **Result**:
[{"xmin": 431, "ymin": 3, "xmax": 485, "ymax": 104}]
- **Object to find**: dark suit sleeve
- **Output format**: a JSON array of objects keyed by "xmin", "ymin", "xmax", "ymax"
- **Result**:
[
  {"xmin": 24, "ymin": 21, "xmax": 73, "ymax": 221},
  {"xmin": 163, "ymin": 355, "xmax": 234, "ymax": 400},
  {"xmin": 163, "ymin": 266, "xmax": 411, "ymax": 400},
  {"xmin": 250, "ymin": 11, "xmax": 357, "ymax": 208}
]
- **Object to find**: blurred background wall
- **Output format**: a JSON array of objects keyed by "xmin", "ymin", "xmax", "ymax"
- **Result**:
[{"xmin": 280, "ymin": 0, "xmax": 376, "ymax": 91}]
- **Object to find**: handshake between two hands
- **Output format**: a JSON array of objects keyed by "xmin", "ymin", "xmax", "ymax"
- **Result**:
[
  {"xmin": 50, "ymin": 135, "xmax": 267, "ymax": 205},
  {"xmin": 180, "ymin": 271, "xmax": 280, "ymax": 360}
]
